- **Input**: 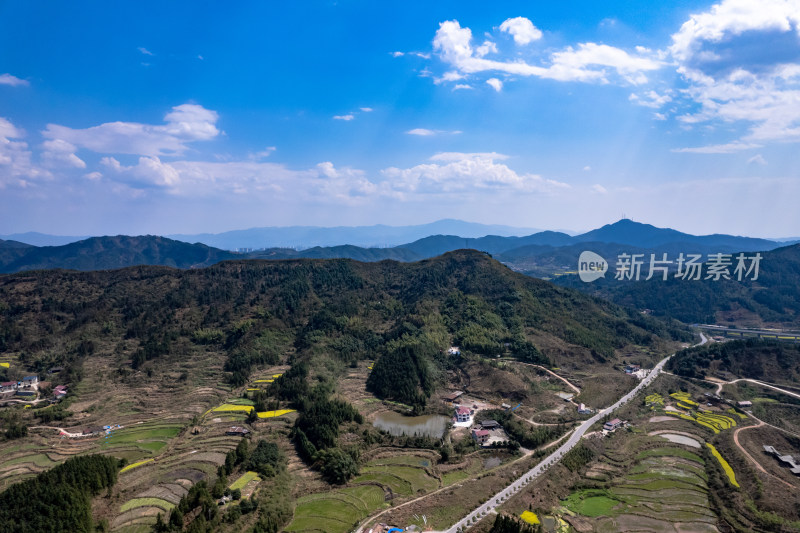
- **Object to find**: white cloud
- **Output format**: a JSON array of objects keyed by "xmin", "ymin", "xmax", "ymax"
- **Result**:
[
  {"xmin": 672, "ymin": 141, "xmax": 762, "ymax": 153},
  {"xmin": 249, "ymin": 146, "xmax": 276, "ymax": 160},
  {"xmin": 653, "ymin": 112, "xmax": 668, "ymax": 121},
  {"xmin": 453, "ymin": 84, "xmax": 473, "ymax": 90},
  {"xmin": 41, "ymin": 139, "xmax": 86, "ymax": 169},
  {"xmin": 592, "ymin": 184, "xmax": 608, "ymax": 194},
  {"xmin": 0, "ymin": 117, "xmax": 49, "ymax": 187},
  {"xmin": 84, "ymin": 171, "xmax": 102, "ymax": 181},
  {"xmin": 475, "ymin": 40, "xmax": 498, "ymax": 58},
  {"xmin": 747, "ymin": 153, "xmax": 768, "ymax": 165},
  {"xmin": 499, "ymin": 17, "xmax": 543, "ymax": 45},
  {"xmin": 629, "ymin": 90, "xmax": 672, "ymax": 108},
  {"xmin": 333, "ymin": 114, "xmax": 355, "ymax": 121},
  {"xmin": 669, "ymin": 0, "xmax": 800, "ymax": 144},
  {"xmin": 391, "ymin": 51, "xmax": 404, "ymax": 58},
  {"xmin": 486, "ymin": 78, "xmax": 503, "ymax": 92},
  {"xmin": 138, "ymin": 47, "xmax": 154, "ymax": 56},
  {"xmin": 406, "ymin": 128, "xmax": 462, "ymax": 136},
  {"xmin": 0, "ymin": 73, "xmax": 29, "ymax": 87},
  {"xmin": 382, "ymin": 151, "xmax": 569, "ymax": 195},
  {"xmin": 583, "ymin": 166, "xmax": 592, "ymax": 171},
  {"xmin": 102, "ymin": 155, "xmax": 184, "ymax": 189},
  {"xmin": 43, "ymin": 103, "xmax": 220, "ymax": 157},
  {"xmin": 360, "ymin": 107, "xmax": 373, "ymax": 112},
  {"xmin": 433, "ymin": 20, "xmax": 661, "ymax": 85},
  {"xmin": 406, "ymin": 128, "xmax": 437, "ymax": 136}
]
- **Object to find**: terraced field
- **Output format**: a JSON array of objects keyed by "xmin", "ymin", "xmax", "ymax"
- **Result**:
[
  {"xmin": 560, "ymin": 435, "xmax": 719, "ymax": 532},
  {"xmin": 285, "ymin": 453, "xmax": 439, "ymax": 533}
]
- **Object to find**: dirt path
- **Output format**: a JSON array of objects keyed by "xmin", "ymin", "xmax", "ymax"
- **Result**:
[
  {"xmin": 508, "ymin": 362, "xmax": 581, "ymax": 394},
  {"xmin": 732, "ymin": 419, "xmax": 795, "ymax": 490},
  {"xmin": 29, "ymin": 426, "xmax": 85, "ymax": 438}
]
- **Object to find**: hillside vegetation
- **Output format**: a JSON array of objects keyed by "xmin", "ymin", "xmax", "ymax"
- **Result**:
[{"xmin": 667, "ymin": 338, "xmax": 800, "ymax": 385}]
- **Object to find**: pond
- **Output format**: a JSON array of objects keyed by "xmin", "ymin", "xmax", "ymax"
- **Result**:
[
  {"xmin": 372, "ymin": 411, "xmax": 450, "ymax": 438},
  {"xmin": 483, "ymin": 456, "xmax": 503, "ymax": 469}
]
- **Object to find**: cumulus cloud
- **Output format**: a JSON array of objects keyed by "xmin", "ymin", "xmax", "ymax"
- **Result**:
[
  {"xmin": 747, "ymin": 153, "xmax": 768, "ymax": 165},
  {"xmin": 382, "ymin": 152, "xmax": 568, "ymax": 195},
  {"xmin": 0, "ymin": 73, "xmax": 29, "ymax": 87},
  {"xmin": 629, "ymin": 90, "xmax": 673, "ymax": 108},
  {"xmin": 433, "ymin": 20, "xmax": 661, "ymax": 85},
  {"xmin": 669, "ymin": 0, "xmax": 800, "ymax": 146},
  {"xmin": 486, "ymin": 78, "xmax": 503, "ymax": 91},
  {"xmin": 43, "ymin": 103, "xmax": 220, "ymax": 157},
  {"xmin": 499, "ymin": 17, "xmax": 543, "ymax": 45},
  {"xmin": 0, "ymin": 117, "xmax": 49, "ymax": 187},
  {"xmin": 41, "ymin": 139, "xmax": 86, "ymax": 169},
  {"xmin": 333, "ymin": 114, "xmax": 355, "ymax": 121},
  {"xmin": 475, "ymin": 40, "xmax": 498, "ymax": 58},
  {"xmin": 360, "ymin": 107, "xmax": 374, "ymax": 112}
]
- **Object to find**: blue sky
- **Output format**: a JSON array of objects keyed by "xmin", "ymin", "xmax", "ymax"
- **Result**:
[{"xmin": 1, "ymin": 0, "xmax": 799, "ymax": 237}]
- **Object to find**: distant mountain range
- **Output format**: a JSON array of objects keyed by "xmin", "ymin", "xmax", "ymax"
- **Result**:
[
  {"xmin": 0, "ymin": 219, "xmax": 795, "ymax": 276},
  {"xmin": 0, "ymin": 235, "xmax": 237, "ymax": 273}
]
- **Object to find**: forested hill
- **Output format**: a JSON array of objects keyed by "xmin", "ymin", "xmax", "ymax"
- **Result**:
[
  {"xmin": 667, "ymin": 339, "xmax": 800, "ymax": 386},
  {"xmin": 0, "ymin": 235, "xmax": 239, "ymax": 273},
  {"xmin": 0, "ymin": 250, "xmax": 690, "ymax": 409}
]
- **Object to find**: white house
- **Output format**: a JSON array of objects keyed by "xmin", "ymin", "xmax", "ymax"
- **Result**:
[{"xmin": 455, "ymin": 406, "xmax": 471, "ymax": 423}]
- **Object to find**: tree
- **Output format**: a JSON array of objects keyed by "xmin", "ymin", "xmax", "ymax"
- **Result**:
[{"xmin": 318, "ymin": 448, "xmax": 359, "ymax": 484}]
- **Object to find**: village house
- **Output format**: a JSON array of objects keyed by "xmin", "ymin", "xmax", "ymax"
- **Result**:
[
  {"xmin": 454, "ymin": 406, "xmax": 472, "ymax": 423},
  {"xmin": 53, "ymin": 385, "xmax": 68, "ymax": 399},
  {"xmin": 603, "ymin": 418, "xmax": 625, "ymax": 432},
  {"xmin": 501, "ymin": 403, "xmax": 511, "ymax": 410},
  {"xmin": 226, "ymin": 426, "xmax": 250, "ymax": 437},
  {"xmin": 480, "ymin": 419, "xmax": 500, "ymax": 430},
  {"xmin": 22, "ymin": 375, "xmax": 38, "ymax": 387},
  {"xmin": 763, "ymin": 445, "xmax": 800, "ymax": 476},
  {"xmin": 443, "ymin": 390, "xmax": 464, "ymax": 403},
  {"xmin": 737, "ymin": 400, "xmax": 753, "ymax": 408},
  {"xmin": 447, "ymin": 346, "xmax": 461, "ymax": 356},
  {"xmin": 0, "ymin": 381, "xmax": 17, "ymax": 392},
  {"xmin": 471, "ymin": 428, "xmax": 490, "ymax": 445},
  {"xmin": 624, "ymin": 364, "xmax": 641, "ymax": 374}
]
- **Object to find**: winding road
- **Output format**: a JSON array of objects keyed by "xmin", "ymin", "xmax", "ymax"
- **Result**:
[{"xmin": 436, "ymin": 334, "xmax": 708, "ymax": 533}]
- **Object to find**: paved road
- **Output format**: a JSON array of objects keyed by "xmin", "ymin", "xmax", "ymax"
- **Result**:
[{"xmin": 440, "ymin": 334, "xmax": 707, "ymax": 533}]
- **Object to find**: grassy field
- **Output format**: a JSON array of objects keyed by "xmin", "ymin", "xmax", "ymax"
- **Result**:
[
  {"xmin": 286, "ymin": 484, "xmax": 387, "ymax": 533},
  {"xmin": 229, "ymin": 471, "xmax": 260, "ymax": 491}
]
